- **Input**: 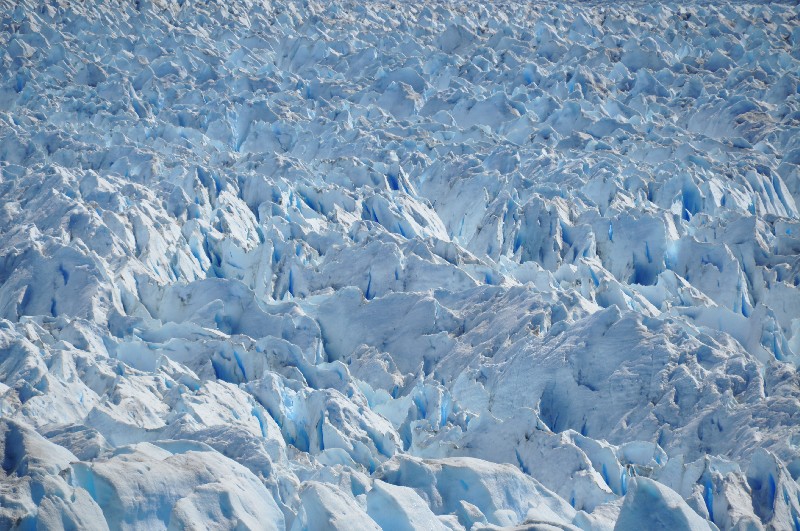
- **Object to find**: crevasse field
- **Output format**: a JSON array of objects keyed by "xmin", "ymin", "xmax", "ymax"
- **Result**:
[{"xmin": 1, "ymin": 0, "xmax": 799, "ymax": 529}]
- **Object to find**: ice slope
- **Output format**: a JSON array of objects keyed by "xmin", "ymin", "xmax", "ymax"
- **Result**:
[{"xmin": 1, "ymin": 0, "xmax": 799, "ymax": 529}]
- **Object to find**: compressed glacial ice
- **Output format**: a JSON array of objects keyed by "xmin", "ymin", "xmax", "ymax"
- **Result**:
[{"xmin": 1, "ymin": 0, "xmax": 799, "ymax": 529}]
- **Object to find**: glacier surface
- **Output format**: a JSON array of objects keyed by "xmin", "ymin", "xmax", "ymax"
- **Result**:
[{"xmin": 1, "ymin": 0, "xmax": 800, "ymax": 529}]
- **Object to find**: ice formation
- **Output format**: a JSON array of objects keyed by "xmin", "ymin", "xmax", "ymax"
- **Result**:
[{"xmin": 1, "ymin": 0, "xmax": 799, "ymax": 529}]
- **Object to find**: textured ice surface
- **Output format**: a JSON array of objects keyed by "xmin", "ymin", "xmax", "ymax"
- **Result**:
[{"xmin": 1, "ymin": 0, "xmax": 800, "ymax": 529}]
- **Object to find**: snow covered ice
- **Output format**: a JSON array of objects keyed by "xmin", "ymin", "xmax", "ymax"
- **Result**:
[{"xmin": 1, "ymin": 0, "xmax": 799, "ymax": 529}]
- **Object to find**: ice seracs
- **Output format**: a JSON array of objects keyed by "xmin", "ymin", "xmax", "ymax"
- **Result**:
[{"xmin": 1, "ymin": 0, "xmax": 799, "ymax": 529}]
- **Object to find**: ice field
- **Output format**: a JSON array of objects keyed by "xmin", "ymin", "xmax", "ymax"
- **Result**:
[{"xmin": 1, "ymin": 0, "xmax": 800, "ymax": 529}]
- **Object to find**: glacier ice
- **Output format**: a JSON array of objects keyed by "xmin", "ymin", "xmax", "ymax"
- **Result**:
[{"xmin": 1, "ymin": 0, "xmax": 800, "ymax": 529}]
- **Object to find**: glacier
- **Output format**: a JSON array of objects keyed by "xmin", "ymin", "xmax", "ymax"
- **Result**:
[{"xmin": 1, "ymin": 0, "xmax": 799, "ymax": 529}]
